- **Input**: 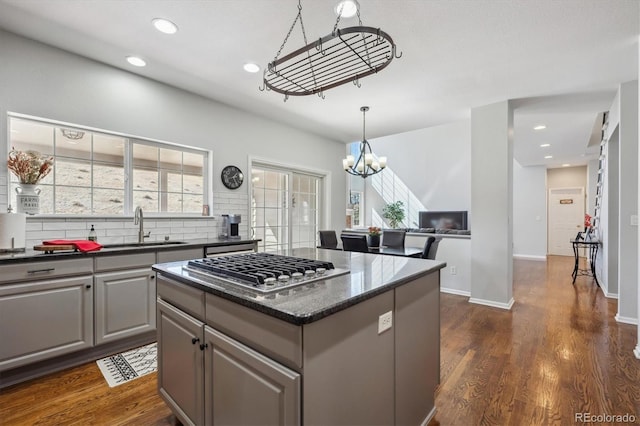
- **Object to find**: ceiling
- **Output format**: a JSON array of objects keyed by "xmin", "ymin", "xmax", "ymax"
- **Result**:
[{"xmin": 0, "ymin": 0, "xmax": 638, "ymax": 168}]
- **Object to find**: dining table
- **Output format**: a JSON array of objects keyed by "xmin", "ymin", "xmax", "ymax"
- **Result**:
[
  {"xmin": 318, "ymin": 244, "xmax": 423, "ymax": 258},
  {"xmin": 368, "ymin": 246, "xmax": 423, "ymax": 258}
]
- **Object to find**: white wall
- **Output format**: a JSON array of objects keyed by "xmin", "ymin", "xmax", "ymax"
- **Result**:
[
  {"xmin": 359, "ymin": 120, "xmax": 471, "ymax": 227},
  {"xmin": 470, "ymin": 101, "xmax": 514, "ymax": 309},
  {"xmin": 636, "ymin": 31, "xmax": 640, "ymax": 359},
  {"xmin": 513, "ymin": 161, "xmax": 547, "ymax": 259},
  {"xmin": 547, "ymin": 166, "xmax": 587, "ymax": 189},
  {"xmin": 616, "ymin": 80, "xmax": 638, "ymax": 324},
  {"xmin": 0, "ymin": 30, "xmax": 347, "ymax": 237}
]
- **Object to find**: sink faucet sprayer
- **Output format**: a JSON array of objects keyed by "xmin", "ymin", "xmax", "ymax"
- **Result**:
[{"xmin": 134, "ymin": 206, "xmax": 151, "ymax": 243}]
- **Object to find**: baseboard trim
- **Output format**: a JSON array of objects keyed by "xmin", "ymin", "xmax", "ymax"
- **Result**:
[
  {"xmin": 605, "ymin": 291, "xmax": 619, "ymax": 299},
  {"xmin": 469, "ymin": 297, "xmax": 515, "ymax": 310},
  {"xmin": 420, "ymin": 406, "xmax": 437, "ymax": 426},
  {"xmin": 513, "ymin": 254, "xmax": 547, "ymax": 261},
  {"xmin": 440, "ymin": 287, "xmax": 471, "ymax": 297},
  {"xmin": 0, "ymin": 332, "xmax": 155, "ymax": 389},
  {"xmin": 614, "ymin": 314, "xmax": 638, "ymax": 325}
]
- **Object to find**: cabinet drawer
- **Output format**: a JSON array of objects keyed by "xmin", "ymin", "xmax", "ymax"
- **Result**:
[
  {"xmin": 205, "ymin": 243, "xmax": 256, "ymax": 257},
  {"xmin": 205, "ymin": 294, "xmax": 302, "ymax": 370},
  {"xmin": 157, "ymin": 248, "xmax": 204, "ymax": 264},
  {"xmin": 0, "ymin": 258, "xmax": 93, "ymax": 284},
  {"xmin": 94, "ymin": 252, "xmax": 156, "ymax": 272},
  {"xmin": 157, "ymin": 275, "xmax": 205, "ymax": 321}
]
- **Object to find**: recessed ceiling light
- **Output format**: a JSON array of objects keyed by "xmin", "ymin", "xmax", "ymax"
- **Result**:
[
  {"xmin": 544, "ymin": 155, "xmax": 553, "ymax": 159},
  {"xmin": 540, "ymin": 143, "xmax": 551, "ymax": 148},
  {"xmin": 243, "ymin": 63, "xmax": 260, "ymax": 73},
  {"xmin": 152, "ymin": 18, "xmax": 178, "ymax": 34},
  {"xmin": 126, "ymin": 56, "xmax": 146, "ymax": 67},
  {"xmin": 534, "ymin": 125, "xmax": 547, "ymax": 130},
  {"xmin": 562, "ymin": 164, "xmax": 571, "ymax": 167},
  {"xmin": 334, "ymin": 0, "xmax": 359, "ymax": 18}
]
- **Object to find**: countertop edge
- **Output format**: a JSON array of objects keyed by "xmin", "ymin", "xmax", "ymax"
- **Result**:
[
  {"xmin": 0, "ymin": 238, "xmax": 260, "ymax": 264},
  {"xmin": 153, "ymin": 261, "xmax": 445, "ymax": 326}
]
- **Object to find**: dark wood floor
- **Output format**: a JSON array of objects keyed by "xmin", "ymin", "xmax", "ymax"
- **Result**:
[{"xmin": 1, "ymin": 255, "xmax": 638, "ymax": 425}]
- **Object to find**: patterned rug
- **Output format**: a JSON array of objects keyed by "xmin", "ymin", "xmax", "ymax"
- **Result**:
[{"xmin": 96, "ymin": 342, "xmax": 157, "ymax": 387}]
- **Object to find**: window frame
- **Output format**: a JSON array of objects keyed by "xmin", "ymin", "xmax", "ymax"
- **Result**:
[{"xmin": 6, "ymin": 112, "xmax": 211, "ymax": 216}]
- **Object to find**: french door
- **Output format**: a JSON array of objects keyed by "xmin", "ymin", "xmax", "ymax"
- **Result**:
[{"xmin": 251, "ymin": 165, "xmax": 323, "ymax": 252}]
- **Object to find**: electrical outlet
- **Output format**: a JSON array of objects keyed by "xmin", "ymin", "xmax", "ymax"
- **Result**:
[
  {"xmin": 378, "ymin": 311, "xmax": 392, "ymax": 334},
  {"xmin": 450, "ymin": 266, "xmax": 457, "ymax": 275},
  {"xmin": 631, "ymin": 215, "xmax": 639, "ymax": 226}
]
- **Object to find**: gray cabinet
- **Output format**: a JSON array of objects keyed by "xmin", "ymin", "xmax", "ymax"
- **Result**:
[
  {"xmin": 94, "ymin": 268, "xmax": 156, "ymax": 345},
  {"xmin": 204, "ymin": 326, "xmax": 300, "ymax": 426},
  {"xmin": 157, "ymin": 298, "xmax": 205, "ymax": 426},
  {"xmin": 0, "ymin": 275, "xmax": 93, "ymax": 371},
  {"xmin": 94, "ymin": 252, "xmax": 157, "ymax": 345},
  {"xmin": 157, "ymin": 275, "xmax": 300, "ymax": 426},
  {"xmin": 157, "ymin": 248, "xmax": 204, "ymax": 263}
]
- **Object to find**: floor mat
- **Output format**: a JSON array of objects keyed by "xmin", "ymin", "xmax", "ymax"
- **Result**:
[{"xmin": 96, "ymin": 342, "xmax": 157, "ymax": 387}]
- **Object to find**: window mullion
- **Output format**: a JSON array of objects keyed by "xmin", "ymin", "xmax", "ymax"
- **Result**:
[{"xmin": 124, "ymin": 139, "xmax": 133, "ymax": 214}]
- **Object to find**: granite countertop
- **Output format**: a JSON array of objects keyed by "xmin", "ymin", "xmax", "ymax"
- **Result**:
[
  {"xmin": 153, "ymin": 247, "xmax": 446, "ymax": 326},
  {"xmin": 0, "ymin": 238, "xmax": 259, "ymax": 264}
]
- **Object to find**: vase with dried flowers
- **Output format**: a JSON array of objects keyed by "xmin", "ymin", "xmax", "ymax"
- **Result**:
[
  {"xmin": 367, "ymin": 226, "xmax": 381, "ymax": 248},
  {"xmin": 7, "ymin": 147, "xmax": 54, "ymax": 214}
]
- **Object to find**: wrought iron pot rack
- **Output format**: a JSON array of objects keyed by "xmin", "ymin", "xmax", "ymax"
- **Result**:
[{"xmin": 260, "ymin": 1, "xmax": 401, "ymax": 101}]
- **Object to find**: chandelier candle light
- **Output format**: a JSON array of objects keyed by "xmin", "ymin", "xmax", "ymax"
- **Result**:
[{"xmin": 342, "ymin": 106, "xmax": 387, "ymax": 178}]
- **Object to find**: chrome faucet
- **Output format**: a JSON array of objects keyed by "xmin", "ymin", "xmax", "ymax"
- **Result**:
[{"xmin": 134, "ymin": 206, "xmax": 150, "ymax": 243}]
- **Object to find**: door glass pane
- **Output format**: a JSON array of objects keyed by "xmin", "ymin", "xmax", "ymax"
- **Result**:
[{"xmin": 252, "ymin": 166, "xmax": 322, "ymax": 252}]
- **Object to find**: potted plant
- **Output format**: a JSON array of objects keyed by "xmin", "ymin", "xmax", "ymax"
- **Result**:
[
  {"xmin": 382, "ymin": 201, "xmax": 405, "ymax": 229},
  {"xmin": 367, "ymin": 226, "xmax": 381, "ymax": 248}
]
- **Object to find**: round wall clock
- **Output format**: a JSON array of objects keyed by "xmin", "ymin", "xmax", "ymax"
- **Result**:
[{"xmin": 221, "ymin": 165, "xmax": 244, "ymax": 190}]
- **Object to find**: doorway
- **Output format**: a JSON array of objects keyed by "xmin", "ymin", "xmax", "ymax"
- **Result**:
[
  {"xmin": 548, "ymin": 187, "xmax": 584, "ymax": 256},
  {"xmin": 250, "ymin": 163, "xmax": 323, "ymax": 252}
]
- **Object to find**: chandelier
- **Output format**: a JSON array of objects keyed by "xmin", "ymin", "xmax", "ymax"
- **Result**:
[
  {"xmin": 260, "ymin": 0, "xmax": 401, "ymax": 101},
  {"xmin": 342, "ymin": 106, "xmax": 387, "ymax": 178}
]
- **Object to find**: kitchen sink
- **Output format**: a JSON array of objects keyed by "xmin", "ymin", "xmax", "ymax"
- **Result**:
[{"xmin": 104, "ymin": 241, "xmax": 189, "ymax": 248}]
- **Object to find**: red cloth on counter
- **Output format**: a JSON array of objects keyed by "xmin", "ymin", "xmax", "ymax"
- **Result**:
[{"xmin": 43, "ymin": 239, "xmax": 103, "ymax": 252}]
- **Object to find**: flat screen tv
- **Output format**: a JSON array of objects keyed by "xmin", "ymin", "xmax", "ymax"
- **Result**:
[{"xmin": 419, "ymin": 211, "xmax": 468, "ymax": 230}]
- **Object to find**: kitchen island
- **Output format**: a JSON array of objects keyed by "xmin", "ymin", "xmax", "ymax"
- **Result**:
[{"xmin": 153, "ymin": 247, "xmax": 445, "ymax": 426}]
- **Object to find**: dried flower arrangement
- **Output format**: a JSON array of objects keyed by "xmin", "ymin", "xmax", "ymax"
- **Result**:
[{"xmin": 7, "ymin": 147, "xmax": 54, "ymax": 185}]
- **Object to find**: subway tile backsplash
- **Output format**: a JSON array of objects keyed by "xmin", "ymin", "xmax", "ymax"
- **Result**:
[{"xmin": 0, "ymin": 187, "xmax": 250, "ymax": 248}]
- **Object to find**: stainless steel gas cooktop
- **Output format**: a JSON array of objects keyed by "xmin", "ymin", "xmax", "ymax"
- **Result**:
[{"xmin": 184, "ymin": 252, "xmax": 350, "ymax": 293}]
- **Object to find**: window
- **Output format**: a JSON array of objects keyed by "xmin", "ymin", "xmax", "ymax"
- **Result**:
[{"xmin": 8, "ymin": 115, "xmax": 208, "ymax": 215}]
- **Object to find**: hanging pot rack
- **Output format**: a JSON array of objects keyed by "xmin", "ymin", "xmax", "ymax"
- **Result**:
[{"xmin": 260, "ymin": 1, "xmax": 401, "ymax": 101}]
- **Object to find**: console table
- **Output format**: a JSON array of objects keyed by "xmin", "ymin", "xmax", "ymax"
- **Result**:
[{"xmin": 570, "ymin": 239, "xmax": 600, "ymax": 287}]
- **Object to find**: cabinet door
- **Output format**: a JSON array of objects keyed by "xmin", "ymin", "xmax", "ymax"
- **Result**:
[
  {"xmin": 0, "ymin": 276, "xmax": 93, "ymax": 371},
  {"xmin": 157, "ymin": 299, "xmax": 204, "ymax": 426},
  {"xmin": 95, "ymin": 268, "xmax": 156, "ymax": 345},
  {"xmin": 204, "ymin": 326, "xmax": 300, "ymax": 426}
]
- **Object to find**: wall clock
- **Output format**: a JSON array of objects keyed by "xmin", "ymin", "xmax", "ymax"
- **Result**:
[{"xmin": 221, "ymin": 165, "xmax": 244, "ymax": 190}]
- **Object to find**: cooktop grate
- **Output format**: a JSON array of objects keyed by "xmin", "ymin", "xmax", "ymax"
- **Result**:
[{"xmin": 185, "ymin": 252, "xmax": 349, "ymax": 293}]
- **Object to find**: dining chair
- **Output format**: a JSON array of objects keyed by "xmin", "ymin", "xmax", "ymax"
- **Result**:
[
  {"xmin": 382, "ymin": 230, "xmax": 406, "ymax": 248},
  {"xmin": 318, "ymin": 230, "xmax": 338, "ymax": 249},
  {"xmin": 421, "ymin": 236, "xmax": 441, "ymax": 259},
  {"xmin": 340, "ymin": 235, "xmax": 370, "ymax": 253}
]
